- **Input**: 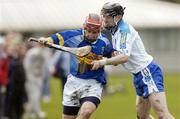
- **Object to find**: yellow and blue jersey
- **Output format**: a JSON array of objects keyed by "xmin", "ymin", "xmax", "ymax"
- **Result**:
[{"xmin": 49, "ymin": 29, "xmax": 115, "ymax": 85}]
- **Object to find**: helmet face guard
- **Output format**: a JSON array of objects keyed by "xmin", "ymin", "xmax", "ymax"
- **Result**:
[{"xmin": 84, "ymin": 23, "xmax": 101, "ymax": 32}]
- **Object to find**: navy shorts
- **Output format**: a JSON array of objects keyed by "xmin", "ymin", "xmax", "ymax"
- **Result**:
[
  {"xmin": 133, "ymin": 62, "xmax": 164, "ymax": 98},
  {"xmin": 63, "ymin": 96, "xmax": 100, "ymax": 115}
]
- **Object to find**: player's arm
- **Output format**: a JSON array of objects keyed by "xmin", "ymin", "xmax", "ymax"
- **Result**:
[
  {"xmin": 37, "ymin": 32, "xmax": 64, "ymax": 46},
  {"xmin": 38, "ymin": 29, "xmax": 82, "ymax": 46},
  {"xmin": 106, "ymin": 52, "xmax": 128, "ymax": 65},
  {"xmin": 91, "ymin": 52, "xmax": 128, "ymax": 70},
  {"xmin": 101, "ymin": 38, "xmax": 129, "ymax": 65},
  {"xmin": 91, "ymin": 32, "xmax": 134, "ymax": 70}
]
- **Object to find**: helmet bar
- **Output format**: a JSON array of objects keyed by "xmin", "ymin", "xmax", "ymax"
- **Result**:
[
  {"xmin": 84, "ymin": 24, "xmax": 101, "ymax": 32},
  {"xmin": 86, "ymin": 21, "xmax": 101, "ymax": 26}
]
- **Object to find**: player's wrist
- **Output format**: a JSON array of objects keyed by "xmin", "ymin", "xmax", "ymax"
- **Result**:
[{"xmin": 99, "ymin": 59, "xmax": 107, "ymax": 66}]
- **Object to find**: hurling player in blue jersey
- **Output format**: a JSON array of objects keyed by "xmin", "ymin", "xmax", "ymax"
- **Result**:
[
  {"xmin": 37, "ymin": 13, "xmax": 115, "ymax": 119},
  {"xmin": 91, "ymin": 2, "xmax": 175, "ymax": 119}
]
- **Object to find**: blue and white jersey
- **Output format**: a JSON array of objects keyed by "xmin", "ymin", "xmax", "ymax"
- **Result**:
[
  {"xmin": 111, "ymin": 20, "xmax": 153, "ymax": 74},
  {"xmin": 49, "ymin": 29, "xmax": 115, "ymax": 85}
]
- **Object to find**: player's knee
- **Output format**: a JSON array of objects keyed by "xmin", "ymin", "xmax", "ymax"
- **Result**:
[
  {"xmin": 79, "ymin": 109, "xmax": 93, "ymax": 118},
  {"xmin": 153, "ymin": 106, "xmax": 174, "ymax": 119},
  {"xmin": 157, "ymin": 113, "xmax": 165, "ymax": 119},
  {"xmin": 154, "ymin": 108, "xmax": 166, "ymax": 118},
  {"xmin": 157, "ymin": 113, "xmax": 175, "ymax": 119}
]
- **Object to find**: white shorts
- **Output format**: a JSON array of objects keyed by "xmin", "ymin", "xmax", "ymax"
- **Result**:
[{"xmin": 63, "ymin": 74, "xmax": 103, "ymax": 107}]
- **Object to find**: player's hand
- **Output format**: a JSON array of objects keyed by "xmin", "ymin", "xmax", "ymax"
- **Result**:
[
  {"xmin": 91, "ymin": 59, "xmax": 106, "ymax": 70},
  {"xmin": 38, "ymin": 37, "xmax": 49, "ymax": 45},
  {"xmin": 91, "ymin": 60, "xmax": 102, "ymax": 70}
]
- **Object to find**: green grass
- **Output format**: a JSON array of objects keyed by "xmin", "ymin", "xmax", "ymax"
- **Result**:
[{"xmin": 42, "ymin": 73, "xmax": 180, "ymax": 119}]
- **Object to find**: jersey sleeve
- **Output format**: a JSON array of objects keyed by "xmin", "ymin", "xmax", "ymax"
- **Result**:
[{"xmin": 48, "ymin": 29, "xmax": 83, "ymax": 46}]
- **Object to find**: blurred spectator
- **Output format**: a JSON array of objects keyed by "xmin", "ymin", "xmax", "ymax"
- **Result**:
[
  {"xmin": 0, "ymin": 36, "xmax": 10, "ymax": 119},
  {"xmin": 102, "ymin": 72, "xmax": 127, "ymax": 96},
  {"xmin": 4, "ymin": 32, "xmax": 27, "ymax": 119},
  {"xmin": 4, "ymin": 32, "xmax": 24, "ymax": 56},
  {"xmin": 23, "ymin": 43, "xmax": 46, "ymax": 118},
  {"xmin": 49, "ymin": 50, "xmax": 70, "ymax": 95},
  {"xmin": 41, "ymin": 47, "xmax": 53, "ymax": 103}
]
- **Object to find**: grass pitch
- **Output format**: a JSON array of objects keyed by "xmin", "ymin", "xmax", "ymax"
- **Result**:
[{"xmin": 41, "ymin": 73, "xmax": 180, "ymax": 119}]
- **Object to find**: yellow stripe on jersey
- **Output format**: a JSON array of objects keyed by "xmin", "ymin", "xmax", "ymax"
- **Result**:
[
  {"xmin": 121, "ymin": 33, "xmax": 125, "ymax": 44},
  {"xmin": 48, "ymin": 37, "xmax": 54, "ymax": 43},
  {"xmin": 120, "ymin": 33, "xmax": 126, "ymax": 49},
  {"xmin": 56, "ymin": 33, "xmax": 64, "ymax": 46}
]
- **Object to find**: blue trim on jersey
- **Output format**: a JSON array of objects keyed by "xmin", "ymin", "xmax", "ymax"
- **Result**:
[
  {"xmin": 50, "ymin": 29, "xmax": 114, "ymax": 85},
  {"xmin": 58, "ymin": 29, "xmax": 83, "ymax": 42},
  {"xmin": 133, "ymin": 61, "xmax": 164, "ymax": 98},
  {"xmin": 116, "ymin": 20, "xmax": 130, "ymax": 49},
  {"xmin": 118, "ymin": 20, "xmax": 130, "ymax": 33},
  {"xmin": 101, "ymin": 33, "xmax": 109, "ymax": 38},
  {"xmin": 50, "ymin": 29, "xmax": 83, "ymax": 45}
]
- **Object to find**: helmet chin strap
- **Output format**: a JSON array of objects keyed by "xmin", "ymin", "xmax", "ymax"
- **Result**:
[{"xmin": 113, "ymin": 16, "xmax": 119, "ymax": 26}]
